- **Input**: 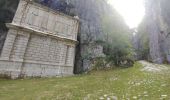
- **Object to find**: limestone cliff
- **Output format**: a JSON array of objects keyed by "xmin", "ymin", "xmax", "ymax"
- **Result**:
[
  {"xmin": 68, "ymin": 0, "xmax": 111, "ymax": 73},
  {"xmin": 144, "ymin": 0, "xmax": 170, "ymax": 63}
]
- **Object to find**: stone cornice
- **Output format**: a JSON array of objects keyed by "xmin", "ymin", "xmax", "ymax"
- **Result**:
[{"xmin": 6, "ymin": 23, "xmax": 79, "ymax": 44}]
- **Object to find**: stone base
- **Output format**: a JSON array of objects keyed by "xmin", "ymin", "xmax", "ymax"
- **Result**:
[
  {"xmin": 0, "ymin": 60, "xmax": 73, "ymax": 79},
  {"xmin": 0, "ymin": 60, "xmax": 22, "ymax": 79}
]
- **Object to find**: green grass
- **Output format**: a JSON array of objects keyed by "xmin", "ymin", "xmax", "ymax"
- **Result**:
[{"xmin": 0, "ymin": 63, "xmax": 170, "ymax": 100}]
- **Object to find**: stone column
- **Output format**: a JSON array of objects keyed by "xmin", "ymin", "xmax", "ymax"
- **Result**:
[
  {"xmin": 10, "ymin": 31, "xmax": 30, "ymax": 61},
  {"xmin": 0, "ymin": 29, "xmax": 17, "ymax": 60}
]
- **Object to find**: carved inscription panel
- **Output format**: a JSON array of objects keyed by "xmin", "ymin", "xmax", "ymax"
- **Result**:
[{"xmin": 13, "ymin": 1, "xmax": 79, "ymax": 40}]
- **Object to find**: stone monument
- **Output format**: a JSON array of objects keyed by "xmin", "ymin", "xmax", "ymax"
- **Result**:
[{"xmin": 0, "ymin": 0, "xmax": 79, "ymax": 79}]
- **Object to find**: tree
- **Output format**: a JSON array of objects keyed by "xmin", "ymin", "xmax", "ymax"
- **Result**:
[{"xmin": 101, "ymin": 11, "xmax": 134, "ymax": 67}]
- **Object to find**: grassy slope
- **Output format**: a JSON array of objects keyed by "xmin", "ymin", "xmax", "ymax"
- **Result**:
[{"xmin": 0, "ymin": 63, "xmax": 170, "ymax": 100}]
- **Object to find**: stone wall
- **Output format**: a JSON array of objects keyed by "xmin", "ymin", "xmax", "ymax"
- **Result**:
[{"xmin": 0, "ymin": 0, "xmax": 79, "ymax": 79}]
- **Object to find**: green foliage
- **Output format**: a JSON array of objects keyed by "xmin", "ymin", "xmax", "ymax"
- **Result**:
[
  {"xmin": 101, "ymin": 11, "xmax": 134, "ymax": 66},
  {"xmin": 93, "ymin": 57, "xmax": 106, "ymax": 70}
]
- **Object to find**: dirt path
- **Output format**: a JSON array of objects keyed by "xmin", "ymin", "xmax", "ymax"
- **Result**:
[{"xmin": 139, "ymin": 60, "xmax": 169, "ymax": 73}]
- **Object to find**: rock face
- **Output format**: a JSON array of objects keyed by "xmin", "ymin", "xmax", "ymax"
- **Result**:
[
  {"xmin": 0, "ymin": 0, "xmax": 19, "ymax": 53},
  {"xmin": 145, "ymin": 0, "xmax": 170, "ymax": 63},
  {"xmin": 133, "ymin": 18, "xmax": 150, "ymax": 61},
  {"xmin": 68, "ymin": 0, "xmax": 110, "ymax": 73}
]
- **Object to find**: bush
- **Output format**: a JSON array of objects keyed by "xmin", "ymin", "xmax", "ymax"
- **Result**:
[
  {"xmin": 103, "ymin": 42, "xmax": 135, "ymax": 67},
  {"xmin": 93, "ymin": 57, "xmax": 106, "ymax": 70}
]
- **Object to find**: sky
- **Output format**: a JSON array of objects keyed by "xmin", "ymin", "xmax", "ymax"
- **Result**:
[{"xmin": 108, "ymin": 0, "xmax": 145, "ymax": 29}]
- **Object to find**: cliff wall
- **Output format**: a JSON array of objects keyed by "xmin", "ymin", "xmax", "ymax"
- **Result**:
[{"xmin": 145, "ymin": 0, "xmax": 170, "ymax": 63}]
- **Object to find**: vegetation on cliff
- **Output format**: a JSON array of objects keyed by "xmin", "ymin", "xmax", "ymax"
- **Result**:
[{"xmin": 101, "ymin": 10, "xmax": 134, "ymax": 67}]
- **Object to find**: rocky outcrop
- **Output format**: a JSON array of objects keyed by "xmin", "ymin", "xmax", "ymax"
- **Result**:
[
  {"xmin": 68, "ymin": 0, "xmax": 111, "ymax": 73},
  {"xmin": 144, "ymin": 0, "xmax": 170, "ymax": 63}
]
